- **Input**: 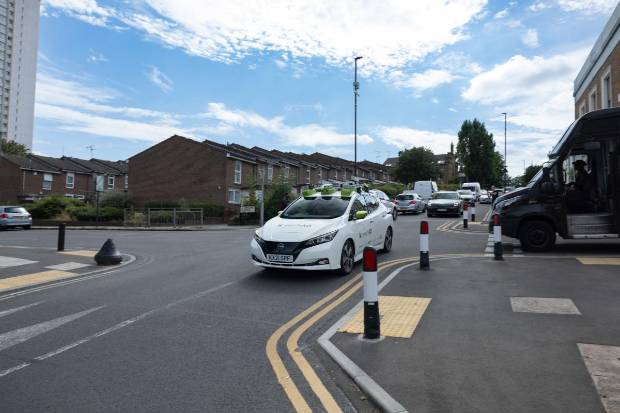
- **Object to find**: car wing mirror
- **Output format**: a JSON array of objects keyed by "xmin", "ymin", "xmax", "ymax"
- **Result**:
[
  {"xmin": 354, "ymin": 210, "xmax": 368, "ymax": 220},
  {"xmin": 277, "ymin": 210, "xmax": 283, "ymax": 215}
]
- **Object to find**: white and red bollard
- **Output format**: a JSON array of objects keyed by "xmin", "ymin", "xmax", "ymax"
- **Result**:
[
  {"xmin": 470, "ymin": 201, "xmax": 476, "ymax": 222},
  {"xmin": 363, "ymin": 247, "xmax": 380, "ymax": 339},
  {"xmin": 493, "ymin": 214, "xmax": 503, "ymax": 260},
  {"xmin": 463, "ymin": 202, "xmax": 469, "ymax": 229},
  {"xmin": 420, "ymin": 220, "xmax": 429, "ymax": 270}
]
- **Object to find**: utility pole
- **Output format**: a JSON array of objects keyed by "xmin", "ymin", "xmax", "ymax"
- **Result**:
[
  {"xmin": 354, "ymin": 56, "xmax": 363, "ymax": 181},
  {"xmin": 86, "ymin": 145, "xmax": 95, "ymax": 158},
  {"xmin": 501, "ymin": 112, "xmax": 507, "ymax": 188}
]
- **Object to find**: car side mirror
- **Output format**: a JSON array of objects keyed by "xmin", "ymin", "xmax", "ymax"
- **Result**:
[
  {"xmin": 277, "ymin": 210, "xmax": 283, "ymax": 215},
  {"xmin": 354, "ymin": 210, "xmax": 368, "ymax": 220}
]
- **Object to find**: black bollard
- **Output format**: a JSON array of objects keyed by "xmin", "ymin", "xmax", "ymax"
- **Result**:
[
  {"xmin": 94, "ymin": 239, "xmax": 123, "ymax": 266},
  {"xmin": 57, "ymin": 223, "xmax": 66, "ymax": 251}
]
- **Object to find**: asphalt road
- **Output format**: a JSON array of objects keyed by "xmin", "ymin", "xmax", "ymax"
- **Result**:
[{"xmin": 1, "ymin": 204, "xmax": 616, "ymax": 412}]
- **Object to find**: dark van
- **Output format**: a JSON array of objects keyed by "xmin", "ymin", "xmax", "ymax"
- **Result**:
[{"xmin": 492, "ymin": 108, "xmax": 620, "ymax": 251}]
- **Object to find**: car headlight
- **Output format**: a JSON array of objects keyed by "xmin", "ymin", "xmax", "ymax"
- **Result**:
[
  {"xmin": 304, "ymin": 230, "xmax": 338, "ymax": 247},
  {"xmin": 254, "ymin": 232, "xmax": 265, "ymax": 244},
  {"xmin": 452, "ymin": 202, "xmax": 459, "ymax": 206}
]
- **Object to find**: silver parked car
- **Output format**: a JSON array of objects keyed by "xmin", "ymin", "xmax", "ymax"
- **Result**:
[
  {"xmin": 457, "ymin": 189, "xmax": 475, "ymax": 204},
  {"xmin": 395, "ymin": 193, "xmax": 426, "ymax": 214},
  {"xmin": 369, "ymin": 189, "xmax": 398, "ymax": 220},
  {"xmin": 0, "ymin": 206, "xmax": 32, "ymax": 230}
]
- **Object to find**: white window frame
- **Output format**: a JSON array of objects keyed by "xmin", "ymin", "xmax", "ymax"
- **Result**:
[
  {"xmin": 42, "ymin": 173, "xmax": 53, "ymax": 190},
  {"xmin": 306, "ymin": 168, "xmax": 311, "ymax": 183},
  {"xmin": 234, "ymin": 160, "xmax": 242, "ymax": 184},
  {"xmin": 284, "ymin": 166, "xmax": 290, "ymax": 179},
  {"xmin": 228, "ymin": 188, "xmax": 241, "ymax": 204},
  {"xmin": 66, "ymin": 172, "xmax": 75, "ymax": 189},
  {"xmin": 267, "ymin": 164, "xmax": 273, "ymax": 182},
  {"xmin": 589, "ymin": 87, "xmax": 598, "ymax": 112},
  {"xmin": 107, "ymin": 175, "xmax": 115, "ymax": 189},
  {"xmin": 601, "ymin": 67, "xmax": 612, "ymax": 109},
  {"xmin": 124, "ymin": 175, "xmax": 128, "ymax": 189}
]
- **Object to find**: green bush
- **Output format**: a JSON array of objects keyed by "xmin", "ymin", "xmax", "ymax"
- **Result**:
[
  {"xmin": 369, "ymin": 183, "xmax": 405, "ymax": 198},
  {"xmin": 144, "ymin": 200, "xmax": 181, "ymax": 208},
  {"xmin": 69, "ymin": 206, "xmax": 123, "ymax": 222},
  {"xmin": 187, "ymin": 203, "xmax": 225, "ymax": 217},
  {"xmin": 264, "ymin": 177, "xmax": 293, "ymax": 220},
  {"xmin": 100, "ymin": 192, "xmax": 131, "ymax": 209},
  {"xmin": 438, "ymin": 183, "xmax": 460, "ymax": 191},
  {"xmin": 27, "ymin": 196, "xmax": 84, "ymax": 219}
]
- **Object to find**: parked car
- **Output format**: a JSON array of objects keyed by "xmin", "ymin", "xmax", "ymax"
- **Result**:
[
  {"xmin": 478, "ymin": 190, "xmax": 492, "ymax": 204},
  {"xmin": 369, "ymin": 189, "xmax": 397, "ymax": 220},
  {"xmin": 251, "ymin": 188, "xmax": 393, "ymax": 275},
  {"xmin": 394, "ymin": 193, "xmax": 426, "ymax": 214},
  {"xmin": 0, "ymin": 206, "xmax": 32, "ymax": 230},
  {"xmin": 413, "ymin": 181, "xmax": 438, "ymax": 200},
  {"xmin": 457, "ymin": 189, "xmax": 476, "ymax": 204},
  {"xmin": 427, "ymin": 191, "xmax": 463, "ymax": 217}
]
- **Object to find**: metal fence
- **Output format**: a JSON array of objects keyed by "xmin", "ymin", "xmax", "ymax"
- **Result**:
[{"xmin": 124, "ymin": 208, "xmax": 204, "ymax": 227}]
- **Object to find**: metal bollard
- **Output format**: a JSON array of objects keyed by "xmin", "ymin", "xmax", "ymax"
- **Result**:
[
  {"xmin": 463, "ymin": 202, "xmax": 469, "ymax": 229},
  {"xmin": 420, "ymin": 220, "xmax": 430, "ymax": 270},
  {"xmin": 493, "ymin": 214, "xmax": 503, "ymax": 260},
  {"xmin": 363, "ymin": 247, "xmax": 380, "ymax": 340},
  {"xmin": 57, "ymin": 223, "xmax": 66, "ymax": 251},
  {"xmin": 470, "ymin": 201, "xmax": 476, "ymax": 222}
]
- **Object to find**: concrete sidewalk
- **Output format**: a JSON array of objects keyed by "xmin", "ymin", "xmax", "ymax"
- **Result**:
[{"xmin": 330, "ymin": 256, "xmax": 620, "ymax": 413}]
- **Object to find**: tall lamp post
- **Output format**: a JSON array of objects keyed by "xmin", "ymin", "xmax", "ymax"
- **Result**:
[
  {"xmin": 354, "ymin": 56, "xmax": 363, "ymax": 180},
  {"xmin": 501, "ymin": 112, "xmax": 507, "ymax": 187}
]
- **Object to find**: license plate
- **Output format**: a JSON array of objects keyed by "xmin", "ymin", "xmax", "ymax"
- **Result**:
[
  {"xmin": 437, "ymin": 208, "xmax": 447, "ymax": 212},
  {"xmin": 266, "ymin": 254, "xmax": 293, "ymax": 263}
]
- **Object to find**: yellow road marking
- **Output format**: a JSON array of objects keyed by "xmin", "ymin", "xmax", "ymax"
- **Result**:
[
  {"xmin": 59, "ymin": 250, "xmax": 96, "ymax": 257},
  {"xmin": 0, "ymin": 270, "xmax": 75, "ymax": 291},
  {"xmin": 339, "ymin": 296, "xmax": 431, "ymax": 338},
  {"xmin": 577, "ymin": 257, "xmax": 620, "ymax": 265}
]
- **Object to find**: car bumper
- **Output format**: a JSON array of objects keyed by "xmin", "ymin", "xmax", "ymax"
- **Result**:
[
  {"xmin": 250, "ymin": 239, "xmax": 342, "ymax": 270},
  {"xmin": 0, "ymin": 219, "xmax": 31, "ymax": 227},
  {"xmin": 397, "ymin": 205, "xmax": 421, "ymax": 212},
  {"xmin": 427, "ymin": 206, "xmax": 460, "ymax": 214}
]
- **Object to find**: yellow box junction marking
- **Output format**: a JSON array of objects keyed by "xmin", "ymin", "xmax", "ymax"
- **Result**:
[
  {"xmin": 577, "ymin": 257, "xmax": 620, "ymax": 266},
  {"xmin": 59, "ymin": 250, "xmax": 97, "ymax": 258},
  {"xmin": 0, "ymin": 270, "xmax": 75, "ymax": 292},
  {"xmin": 340, "ymin": 296, "xmax": 431, "ymax": 338}
]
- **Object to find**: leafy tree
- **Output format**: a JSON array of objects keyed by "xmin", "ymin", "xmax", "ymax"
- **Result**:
[
  {"xmin": 521, "ymin": 164, "xmax": 542, "ymax": 186},
  {"xmin": 456, "ymin": 119, "xmax": 504, "ymax": 187},
  {"xmin": 1, "ymin": 138, "xmax": 29, "ymax": 156},
  {"xmin": 392, "ymin": 147, "xmax": 439, "ymax": 185},
  {"xmin": 264, "ymin": 175, "xmax": 293, "ymax": 220}
]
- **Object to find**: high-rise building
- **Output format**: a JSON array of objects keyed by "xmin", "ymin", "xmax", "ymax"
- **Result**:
[{"xmin": 0, "ymin": 0, "xmax": 40, "ymax": 149}]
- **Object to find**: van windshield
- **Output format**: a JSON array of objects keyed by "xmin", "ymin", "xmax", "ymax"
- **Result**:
[
  {"xmin": 526, "ymin": 161, "xmax": 554, "ymax": 188},
  {"xmin": 462, "ymin": 186, "xmax": 476, "ymax": 192},
  {"xmin": 549, "ymin": 121, "xmax": 577, "ymax": 157}
]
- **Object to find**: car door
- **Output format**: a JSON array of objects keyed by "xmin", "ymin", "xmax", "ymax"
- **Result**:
[
  {"xmin": 363, "ymin": 194, "xmax": 386, "ymax": 247},
  {"xmin": 349, "ymin": 197, "xmax": 371, "ymax": 254}
]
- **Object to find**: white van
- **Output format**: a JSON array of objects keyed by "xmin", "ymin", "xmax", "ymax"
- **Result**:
[
  {"xmin": 413, "ymin": 181, "xmax": 438, "ymax": 200},
  {"xmin": 461, "ymin": 182, "xmax": 482, "ymax": 199}
]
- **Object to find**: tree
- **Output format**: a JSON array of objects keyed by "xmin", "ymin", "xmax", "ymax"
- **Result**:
[
  {"xmin": 456, "ymin": 119, "xmax": 504, "ymax": 187},
  {"xmin": 521, "ymin": 164, "xmax": 542, "ymax": 186},
  {"xmin": 392, "ymin": 147, "xmax": 439, "ymax": 185},
  {"xmin": 0, "ymin": 138, "xmax": 29, "ymax": 156}
]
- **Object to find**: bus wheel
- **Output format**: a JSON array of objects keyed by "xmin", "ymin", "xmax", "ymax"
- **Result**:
[{"xmin": 519, "ymin": 220, "xmax": 556, "ymax": 252}]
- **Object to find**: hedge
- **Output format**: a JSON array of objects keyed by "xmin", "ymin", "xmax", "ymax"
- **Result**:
[{"xmin": 69, "ymin": 206, "xmax": 124, "ymax": 222}]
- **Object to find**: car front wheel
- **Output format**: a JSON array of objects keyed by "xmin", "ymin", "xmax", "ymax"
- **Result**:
[
  {"xmin": 338, "ymin": 240, "xmax": 355, "ymax": 276},
  {"xmin": 519, "ymin": 220, "xmax": 556, "ymax": 252}
]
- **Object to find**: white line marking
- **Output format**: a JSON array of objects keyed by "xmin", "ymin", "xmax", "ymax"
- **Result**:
[
  {"xmin": 0, "ymin": 281, "xmax": 234, "ymax": 378},
  {"xmin": 0, "ymin": 307, "xmax": 102, "ymax": 352},
  {"xmin": 0, "ymin": 301, "xmax": 42, "ymax": 318},
  {"xmin": 45, "ymin": 262, "xmax": 91, "ymax": 271},
  {"xmin": 0, "ymin": 256, "xmax": 37, "ymax": 268}
]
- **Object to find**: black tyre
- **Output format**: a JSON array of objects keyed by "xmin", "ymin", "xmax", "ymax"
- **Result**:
[
  {"xmin": 338, "ymin": 240, "xmax": 355, "ymax": 276},
  {"xmin": 519, "ymin": 220, "xmax": 556, "ymax": 252},
  {"xmin": 427, "ymin": 212, "xmax": 433, "ymax": 218},
  {"xmin": 392, "ymin": 209, "xmax": 397, "ymax": 220},
  {"xmin": 381, "ymin": 226, "xmax": 393, "ymax": 253},
  {"xmin": 23, "ymin": 225, "xmax": 31, "ymax": 230}
]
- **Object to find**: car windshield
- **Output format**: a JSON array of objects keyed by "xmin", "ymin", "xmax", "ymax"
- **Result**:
[
  {"xmin": 4, "ymin": 207, "xmax": 28, "ymax": 213},
  {"xmin": 433, "ymin": 192, "xmax": 459, "ymax": 200},
  {"xmin": 396, "ymin": 194, "xmax": 414, "ymax": 201},
  {"xmin": 281, "ymin": 196, "xmax": 350, "ymax": 219}
]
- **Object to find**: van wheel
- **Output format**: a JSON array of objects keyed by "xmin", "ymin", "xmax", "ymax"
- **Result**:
[
  {"xmin": 338, "ymin": 240, "xmax": 355, "ymax": 276},
  {"xmin": 519, "ymin": 220, "xmax": 556, "ymax": 252}
]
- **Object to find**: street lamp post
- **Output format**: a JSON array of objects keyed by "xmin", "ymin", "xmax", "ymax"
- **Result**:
[
  {"xmin": 501, "ymin": 112, "xmax": 507, "ymax": 187},
  {"xmin": 354, "ymin": 56, "xmax": 363, "ymax": 180}
]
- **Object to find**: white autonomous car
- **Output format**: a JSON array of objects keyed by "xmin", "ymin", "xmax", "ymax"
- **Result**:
[{"xmin": 251, "ymin": 187, "xmax": 394, "ymax": 275}]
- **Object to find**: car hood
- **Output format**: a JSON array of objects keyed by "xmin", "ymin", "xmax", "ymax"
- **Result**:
[
  {"xmin": 429, "ymin": 199, "xmax": 459, "ymax": 206},
  {"xmin": 259, "ymin": 216, "xmax": 344, "ymax": 242},
  {"xmin": 493, "ymin": 187, "xmax": 529, "ymax": 207}
]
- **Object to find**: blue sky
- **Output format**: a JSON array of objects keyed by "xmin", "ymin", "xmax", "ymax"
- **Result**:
[{"xmin": 35, "ymin": 0, "xmax": 618, "ymax": 176}]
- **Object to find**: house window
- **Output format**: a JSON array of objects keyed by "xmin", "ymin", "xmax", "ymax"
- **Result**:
[
  {"xmin": 589, "ymin": 88, "xmax": 598, "ymax": 112},
  {"xmin": 234, "ymin": 160, "xmax": 242, "ymax": 184},
  {"xmin": 284, "ymin": 166, "xmax": 290, "ymax": 179},
  {"xmin": 124, "ymin": 175, "xmax": 128, "ymax": 189},
  {"xmin": 258, "ymin": 165, "xmax": 265, "ymax": 180},
  {"xmin": 66, "ymin": 173, "xmax": 74, "ymax": 189},
  {"xmin": 318, "ymin": 168, "xmax": 322, "ymax": 181},
  {"xmin": 267, "ymin": 165, "xmax": 273, "ymax": 182},
  {"xmin": 334, "ymin": 169, "xmax": 338, "ymax": 180},
  {"xmin": 228, "ymin": 188, "xmax": 241, "ymax": 204},
  {"xmin": 306, "ymin": 168, "xmax": 311, "ymax": 183},
  {"xmin": 108, "ymin": 175, "xmax": 115, "ymax": 189},
  {"xmin": 42, "ymin": 173, "xmax": 53, "ymax": 190},
  {"xmin": 579, "ymin": 102, "xmax": 587, "ymax": 117},
  {"xmin": 602, "ymin": 70, "xmax": 612, "ymax": 108}
]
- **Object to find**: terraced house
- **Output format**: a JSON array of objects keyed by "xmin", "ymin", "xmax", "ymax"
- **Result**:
[{"xmin": 128, "ymin": 135, "xmax": 393, "ymax": 216}]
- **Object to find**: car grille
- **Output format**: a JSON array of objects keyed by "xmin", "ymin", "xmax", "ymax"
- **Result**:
[{"xmin": 258, "ymin": 240, "xmax": 307, "ymax": 259}]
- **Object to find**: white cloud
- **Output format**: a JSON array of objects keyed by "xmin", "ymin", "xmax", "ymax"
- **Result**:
[
  {"xmin": 554, "ymin": 0, "xmax": 618, "ymax": 14},
  {"xmin": 528, "ymin": 2, "xmax": 551, "ymax": 12},
  {"xmin": 45, "ymin": 0, "xmax": 487, "ymax": 81},
  {"xmin": 433, "ymin": 51, "xmax": 483, "ymax": 75},
  {"xmin": 87, "ymin": 50, "xmax": 108, "ymax": 63},
  {"xmin": 448, "ymin": 107, "xmax": 458, "ymax": 112},
  {"xmin": 390, "ymin": 69, "xmax": 457, "ymax": 94},
  {"xmin": 377, "ymin": 126, "xmax": 455, "ymax": 154},
  {"xmin": 522, "ymin": 28, "xmax": 540, "ymax": 48},
  {"xmin": 494, "ymin": 9, "xmax": 509, "ymax": 18},
  {"xmin": 146, "ymin": 66, "xmax": 174, "ymax": 93},
  {"xmin": 274, "ymin": 59, "xmax": 287, "ymax": 69},
  {"xmin": 42, "ymin": 0, "xmax": 114, "ymax": 27},
  {"xmin": 431, "ymin": 97, "xmax": 439, "ymax": 104}
]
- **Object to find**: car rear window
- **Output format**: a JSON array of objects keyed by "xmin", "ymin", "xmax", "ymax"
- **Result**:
[
  {"xmin": 396, "ymin": 195, "xmax": 414, "ymax": 201},
  {"xmin": 4, "ymin": 207, "xmax": 28, "ymax": 213}
]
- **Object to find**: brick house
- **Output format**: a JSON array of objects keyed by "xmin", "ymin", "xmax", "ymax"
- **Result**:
[{"xmin": 0, "ymin": 153, "xmax": 128, "ymax": 202}]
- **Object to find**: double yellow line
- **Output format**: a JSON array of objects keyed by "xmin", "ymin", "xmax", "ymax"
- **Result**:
[{"xmin": 265, "ymin": 256, "xmax": 418, "ymax": 412}]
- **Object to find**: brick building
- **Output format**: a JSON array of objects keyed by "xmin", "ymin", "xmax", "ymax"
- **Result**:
[
  {"xmin": 128, "ymin": 135, "xmax": 394, "ymax": 215},
  {"xmin": 382, "ymin": 144, "xmax": 458, "ymax": 184},
  {"xmin": 0, "ymin": 153, "xmax": 128, "ymax": 202},
  {"xmin": 574, "ymin": 2, "xmax": 620, "ymax": 117}
]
